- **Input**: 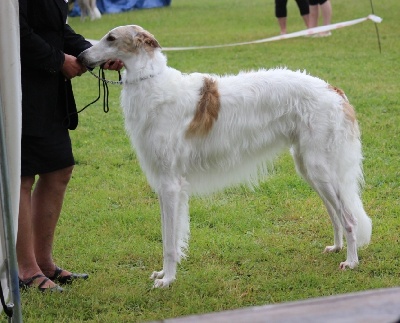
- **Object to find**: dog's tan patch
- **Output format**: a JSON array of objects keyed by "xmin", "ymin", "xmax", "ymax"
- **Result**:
[
  {"xmin": 113, "ymin": 26, "xmax": 160, "ymax": 54},
  {"xmin": 329, "ymin": 85, "xmax": 356, "ymax": 124},
  {"xmin": 186, "ymin": 77, "xmax": 220, "ymax": 137},
  {"xmin": 133, "ymin": 32, "xmax": 160, "ymax": 49},
  {"xmin": 111, "ymin": 28, "xmax": 136, "ymax": 53},
  {"xmin": 132, "ymin": 27, "xmax": 160, "ymax": 53},
  {"xmin": 343, "ymin": 101, "xmax": 356, "ymax": 125},
  {"xmin": 329, "ymin": 85, "xmax": 346, "ymax": 99}
]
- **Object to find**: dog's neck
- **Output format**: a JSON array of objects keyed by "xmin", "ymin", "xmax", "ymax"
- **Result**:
[{"xmin": 123, "ymin": 49, "xmax": 166, "ymax": 84}]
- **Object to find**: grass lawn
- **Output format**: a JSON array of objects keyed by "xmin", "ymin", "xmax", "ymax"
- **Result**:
[{"xmin": 19, "ymin": 0, "xmax": 399, "ymax": 322}]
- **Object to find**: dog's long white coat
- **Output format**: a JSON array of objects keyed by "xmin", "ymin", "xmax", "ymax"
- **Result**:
[
  {"xmin": 123, "ymin": 67, "xmax": 338, "ymax": 194},
  {"xmin": 79, "ymin": 25, "xmax": 372, "ymax": 288}
]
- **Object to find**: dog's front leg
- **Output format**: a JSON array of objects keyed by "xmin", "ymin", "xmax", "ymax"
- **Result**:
[{"xmin": 151, "ymin": 179, "xmax": 181, "ymax": 288}]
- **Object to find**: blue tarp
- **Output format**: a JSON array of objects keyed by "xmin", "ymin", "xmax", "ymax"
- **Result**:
[{"xmin": 69, "ymin": 0, "xmax": 171, "ymax": 16}]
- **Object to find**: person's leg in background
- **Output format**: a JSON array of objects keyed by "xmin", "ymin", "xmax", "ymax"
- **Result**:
[
  {"xmin": 295, "ymin": 0, "xmax": 310, "ymax": 29},
  {"xmin": 320, "ymin": 0, "xmax": 332, "ymax": 26},
  {"xmin": 309, "ymin": 0, "xmax": 332, "ymax": 36},
  {"xmin": 275, "ymin": 0, "xmax": 288, "ymax": 34},
  {"xmin": 309, "ymin": 0, "xmax": 319, "ymax": 28}
]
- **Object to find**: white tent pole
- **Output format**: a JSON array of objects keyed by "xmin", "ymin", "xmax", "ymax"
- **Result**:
[
  {"xmin": 0, "ymin": 0, "xmax": 23, "ymax": 321},
  {"xmin": 0, "ymin": 99, "xmax": 22, "ymax": 322}
]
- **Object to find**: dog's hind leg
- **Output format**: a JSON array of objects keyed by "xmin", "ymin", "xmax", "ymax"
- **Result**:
[
  {"xmin": 151, "ymin": 177, "xmax": 189, "ymax": 288},
  {"xmin": 297, "ymin": 148, "xmax": 371, "ymax": 270},
  {"xmin": 321, "ymin": 200, "xmax": 344, "ymax": 253},
  {"xmin": 292, "ymin": 149, "xmax": 343, "ymax": 252}
]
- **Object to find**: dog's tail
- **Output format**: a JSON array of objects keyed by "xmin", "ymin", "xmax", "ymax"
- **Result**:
[
  {"xmin": 334, "ymin": 88, "xmax": 372, "ymax": 247},
  {"xmin": 355, "ymin": 201, "xmax": 372, "ymax": 247},
  {"xmin": 341, "ymin": 180, "xmax": 372, "ymax": 247},
  {"xmin": 340, "ymin": 155, "xmax": 372, "ymax": 248}
]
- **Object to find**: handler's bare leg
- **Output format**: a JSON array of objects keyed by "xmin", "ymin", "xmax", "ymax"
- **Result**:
[{"xmin": 17, "ymin": 166, "xmax": 74, "ymax": 287}]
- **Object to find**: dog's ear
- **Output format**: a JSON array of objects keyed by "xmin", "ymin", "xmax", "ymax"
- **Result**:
[{"xmin": 136, "ymin": 31, "xmax": 161, "ymax": 49}]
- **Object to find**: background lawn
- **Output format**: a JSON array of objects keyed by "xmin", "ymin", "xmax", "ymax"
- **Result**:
[{"xmin": 19, "ymin": 0, "xmax": 399, "ymax": 322}]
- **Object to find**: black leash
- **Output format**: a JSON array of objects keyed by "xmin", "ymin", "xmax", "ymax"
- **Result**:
[
  {"xmin": 0, "ymin": 279, "xmax": 13, "ymax": 318},
  {"xmin": 63, "ymin": 68, "xmax": 121, "ymax": 127},
  {"xmin": 77, "ymin": 67, "xmax": 122, "ymax": 114}
]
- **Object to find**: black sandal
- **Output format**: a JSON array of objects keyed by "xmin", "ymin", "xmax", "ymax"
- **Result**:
[
  {"xmin": 19, "ymin": 274, "xmax": 63, "ymax": 292},
  {"xmin": 49, "ymin": 266, "xmax": 89, "ymax": 285}
]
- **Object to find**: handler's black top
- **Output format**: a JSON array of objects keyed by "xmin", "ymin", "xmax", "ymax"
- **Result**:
[{"xmin": 19, "ymin": 0, "xmax": 92, "ymax": 137}]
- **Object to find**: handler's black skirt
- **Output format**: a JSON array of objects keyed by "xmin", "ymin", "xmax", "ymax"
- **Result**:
[{"xmin": 21, "ymin": 128, "xmax": 75, "ymax": 176}]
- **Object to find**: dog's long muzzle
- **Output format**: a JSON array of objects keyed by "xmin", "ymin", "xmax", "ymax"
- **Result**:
[
  {"xmin": 77, "ymin": 49, "xmax": 98, "ymax": 69},
  {"xmin": 77, "ymin": 51, "xmax": 114, "ymax": 71}
]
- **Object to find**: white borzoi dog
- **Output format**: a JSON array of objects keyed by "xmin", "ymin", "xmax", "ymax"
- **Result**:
[{"xmin": 78, "ymin": 25, "xmax": 372, "ymax": 288}]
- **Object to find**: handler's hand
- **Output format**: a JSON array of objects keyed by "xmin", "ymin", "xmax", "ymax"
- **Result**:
[
  {"xmin": 62, "ymin": 54, "xmax": 87, "ymax": 79},
  {"xmin": 102, "ymin": 60, "xmax": 124, "ymax": 71}
]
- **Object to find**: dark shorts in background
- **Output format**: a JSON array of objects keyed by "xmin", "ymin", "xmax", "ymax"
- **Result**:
[
  {"xmin": 309, "ymin": 0, "xmax": 328, "ymax": 5},
  {"xmin": 21, "ymin": 127, "xmax": 75, "ymax": 176}
]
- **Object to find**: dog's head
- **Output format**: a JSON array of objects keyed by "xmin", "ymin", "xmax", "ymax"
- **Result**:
[{"xmin": 78, "ymin": 25, "xmax": 161, "ymax": 68}]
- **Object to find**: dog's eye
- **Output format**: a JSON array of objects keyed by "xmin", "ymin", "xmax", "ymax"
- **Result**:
[{"xmin": 106, "ymin": 35, "xmax": 116, "ymax": 42}]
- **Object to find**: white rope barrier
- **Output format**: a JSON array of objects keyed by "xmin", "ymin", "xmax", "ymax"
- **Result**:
[
  {"xmin": 162, "ymin": 14, "xmax": 382, "ymax": 51},
  {"xmin": 87, "ymin": 14, "xmax": 382, "ymax": 50}
]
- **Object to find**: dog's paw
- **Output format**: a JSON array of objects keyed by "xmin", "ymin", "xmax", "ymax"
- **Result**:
[
  {"xmin": 324, "ymin": 245, "xmax": 343, "ymax": 253},
  {"xmin": 153, "ymin": 277, "xmax": 175, "ymax": 288},
  {"xmin": 339, "ymin": 260, "xmax": 358, "ymax": 270},
  {"xmin": 150, "ymin": 270, "xmax": 164, "ymax": 280}
]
